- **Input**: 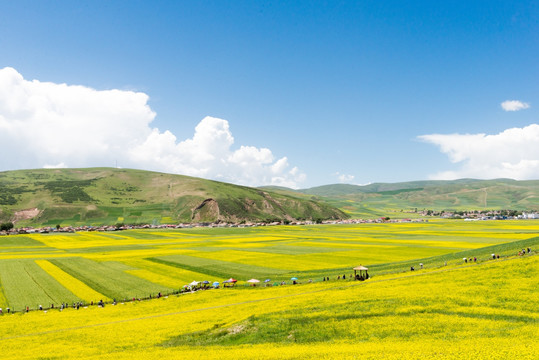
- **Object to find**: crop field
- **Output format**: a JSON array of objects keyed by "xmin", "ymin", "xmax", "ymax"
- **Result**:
[
  {"xmin": 0, "ymin": 250, "xmax": 537, "ymax": 359},
  {"xmin": 0, "ymin": 220, "xmax": 537, "ymax": 358},
  {"xmin": 0, "ymin": 220, "xmax": 538, "ymax": 310}
]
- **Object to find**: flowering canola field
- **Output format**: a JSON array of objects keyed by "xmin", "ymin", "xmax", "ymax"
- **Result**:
[
  {"xmin": 0, "ymin": 220, "xmax": 538, "ymax": 310},
  {"xmin": 0, "ymin": 220, "xmax": 537, "ymax": 358},
  {"xmin": 0, "ymin": 252, "xmax": 537, "ymax": 359}
]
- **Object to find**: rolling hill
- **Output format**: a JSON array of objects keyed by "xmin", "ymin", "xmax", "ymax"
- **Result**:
[
  {"xmin": 0, "ymin": 168, "xmax": 348, "ymax": 226},
  {"xmin": 262, "ymin": 179, "xmax": 539, "ymax": 218}
]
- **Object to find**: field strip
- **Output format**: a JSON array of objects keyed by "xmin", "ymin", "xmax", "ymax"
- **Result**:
[
  {"xmin": 35, "ymin": 260, "xmax": 110, "ymax": 302},
  {"xmin": 23, "ymin": 267, "xmax": 55, "ymax": 304},
  {"xmin": 0, "ymin": 253, "xmax": 533, "ymax": 341}
]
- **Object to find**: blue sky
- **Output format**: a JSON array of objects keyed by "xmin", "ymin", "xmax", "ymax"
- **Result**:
[{"xmin": 1, "ymin": 1, "xmax": 538, "ymax": 188}]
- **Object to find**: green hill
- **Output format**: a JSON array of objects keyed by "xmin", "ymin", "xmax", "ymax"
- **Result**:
[
  {"xmin": 0, "ymin": 168, "xmax": 348, "ymax": 226},
  {"xmin": 262, "ymin": 179, "xmax": 539, "ymax": 218}
]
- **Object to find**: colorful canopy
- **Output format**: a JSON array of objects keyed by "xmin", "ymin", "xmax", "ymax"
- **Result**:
[{"xmin": 247, "ymin": 279, "xmax": 260, "ymax": 283}]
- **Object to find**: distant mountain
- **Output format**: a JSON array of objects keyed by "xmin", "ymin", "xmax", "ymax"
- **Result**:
[
  {"xmin": 0, "ymin": 168, "xmax": 348, "ymax": 226},
  {"xmin": 261, "ymin": 179, "xmax": 539, "ymax": 218}
]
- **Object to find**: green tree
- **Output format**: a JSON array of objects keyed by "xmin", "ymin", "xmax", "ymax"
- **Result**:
[{"xmin": 0, "ymin": 222, "xmax": 14, "ymax": 232}]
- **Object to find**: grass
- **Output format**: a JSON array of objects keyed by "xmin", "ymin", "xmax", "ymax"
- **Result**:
[
  {"xmin": 0, "ymin": 167, "xmax": 347, "ymax": 225},
  {"xmin": 50, "ymin": 257, "xmax": 171, "ymax": 300},
  {"xmin": 150, "ymin": 254, "xmax": 290, "ymax": 279},
  {"xmin": 0, "ymin": 220, "xmax": 536, "ymax": 309},
  {"xmin": 0, "ymin": 236, "xmax": 45, "ymax": 247},
  {"xmin": 0, "ymin": 259, "xmax": 78, "ymax": 310},
  {"xmin": 0, "ymin": 252, "xmax": 536, "ymax": 359},
  {"xmin": 35, "ymin": 260, "xmax": 110, "ymax": 303},
  {"xmin": 0, "ymin": 219, "xmax": 536, "ymax": 359}
]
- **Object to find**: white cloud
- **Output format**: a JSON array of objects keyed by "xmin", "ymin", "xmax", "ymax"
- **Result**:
[
  {"xmin": 418, "ymin": 124, "xmax": 539, "ymax": 180},
  {"xmin": 501, "ymin": 100, "xmax": 530, "ymax": 111},
  {"xmin": 43, "ymin": 162, "xmax": 68, "ymax": 169},
  {"xmin": 334, "ymin": 172, "xmax": 355, "ymax": 183},
  {"xmin": 0, "ymin": 67, "xmax": 305, "ymax": 188}
]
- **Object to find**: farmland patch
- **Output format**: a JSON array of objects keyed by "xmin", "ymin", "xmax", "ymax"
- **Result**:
[{"xmin": 50, "ymin": 257, "xmax": 171, "ymax": 300}]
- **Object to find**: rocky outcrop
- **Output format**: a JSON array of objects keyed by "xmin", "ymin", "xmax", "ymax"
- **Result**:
[{"xmin": 191, "ymin": 199, "xmax": 220, "ymax": 222}]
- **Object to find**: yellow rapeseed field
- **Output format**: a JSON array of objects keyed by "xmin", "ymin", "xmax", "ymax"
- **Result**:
[
  {"xmin": 0, "ymin": 253, "xmax": 537, "ymax": 359},
  {"xmin": 0, "ymin": 221, "xmax": 538, "ymax": 358}
]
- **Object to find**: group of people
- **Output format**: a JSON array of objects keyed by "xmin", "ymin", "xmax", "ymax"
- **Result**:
[
  {"xmin": 409, "ymin": 247, "xmax": 535, "ymax": 272},
  {"xmin": 322, "ymin": 273, "xmax": 369, "ymax": 281}
]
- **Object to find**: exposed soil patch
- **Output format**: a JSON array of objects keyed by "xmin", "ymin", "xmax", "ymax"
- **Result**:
[
  {"xmin": 191, "ymin": 199, "xmax": 220, "ymax": 222},
  {"xmin": 13, "ymin": 208, "xmax": 41, "ymax": 223}
]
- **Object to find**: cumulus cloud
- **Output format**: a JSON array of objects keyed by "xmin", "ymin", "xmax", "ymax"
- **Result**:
[
  {"xmin": 418, "ymin": 124, "xmax": 539, "ymax": 180},
  {"xmin": 334, "ymin": 172, "xmax": 355, "ymax": 183},
  {"xmin": 501, "ymin": 100, "xmax": 530, "ymax": 111},
  {"xmin": 0, "ymin": 67, "xmax": 305, "ymax": 188}
]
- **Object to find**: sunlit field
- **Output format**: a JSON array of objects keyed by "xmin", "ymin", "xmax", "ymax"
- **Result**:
[
  {"xmin": 0, "ymin": 220, "xmax": 538, "ymax": 310},
  {"xmin": 0, "ymin": 220, "xmax": 537, "ymax": 359}
]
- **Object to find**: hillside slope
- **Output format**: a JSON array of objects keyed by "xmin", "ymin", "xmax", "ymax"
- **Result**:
[
  {"xmin": 262, "ymin": 179, "xmax": 539, "ymax": 218},
  {"xmin": 0, "ymin": 168, "xmax": 348, "ymax": 226}
]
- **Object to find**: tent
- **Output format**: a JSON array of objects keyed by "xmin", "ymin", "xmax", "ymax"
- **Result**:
[
  {"xmin": 353, "ymin": 265, "xmax": 369, "ymax": 280},
  {"xmin": 223, "ymin": 278, "xmax": 237, "ymax": 287}
]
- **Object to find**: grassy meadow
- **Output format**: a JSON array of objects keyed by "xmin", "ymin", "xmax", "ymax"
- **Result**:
[
  {"xmin": 0, "ymin": 168, "xmax": 346, "ymax": 226},
  {"xmin": 0, "ymin": 220, "xmax": 537, "ymax": 358}
]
